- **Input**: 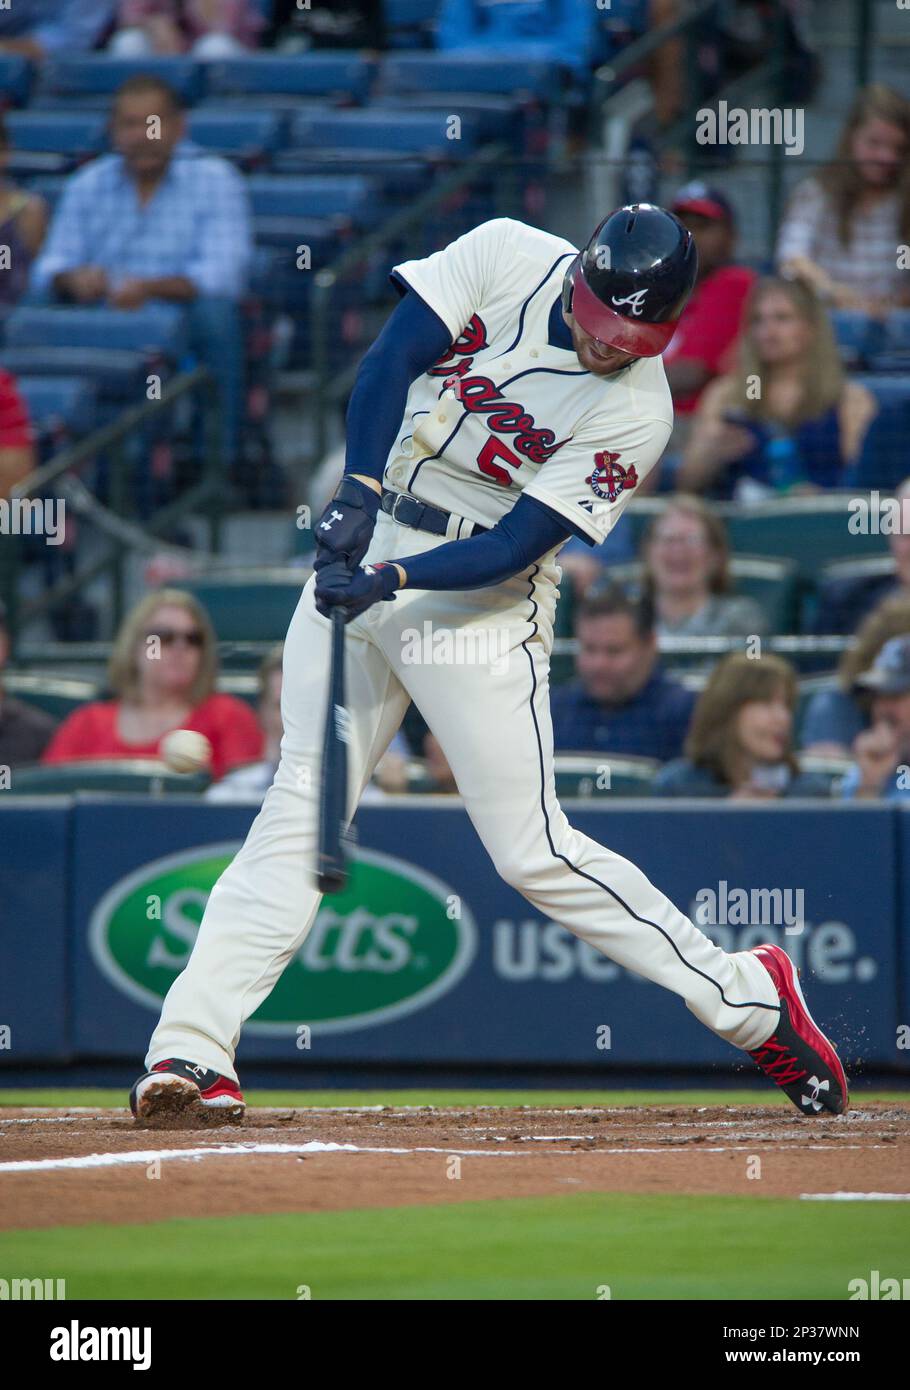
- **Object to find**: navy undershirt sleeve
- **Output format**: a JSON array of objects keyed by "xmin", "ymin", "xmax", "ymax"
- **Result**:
[
  {"xmin": 344, "ymin": 287, "xmax": 453, "ymax": 483},
  {"xmin": 392, "ymin": 494, "xmax": 572, "ymax": 591}
]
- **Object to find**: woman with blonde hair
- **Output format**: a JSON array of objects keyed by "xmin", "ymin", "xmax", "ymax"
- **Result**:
[
  {"xmin": 42, "ymin": 589, "xmax": 262, "ymax": 778},
  {"xmin": 776, "ymin": 83, "xmax": 910, "ymax": 316},
  {"xmin": 801, "ymin": 592, "xmax": 910, "ymax": 756},
  {"xmin": 679, "ymin": 276, "xmax": 877, "ymax": 498},
  {"xmin": 640, "ymin": 495, "xmax": 767, "ymax": 638},
  {"xmin": 653, "ymin": 652, "xmax": 828, "ymax": 798}
]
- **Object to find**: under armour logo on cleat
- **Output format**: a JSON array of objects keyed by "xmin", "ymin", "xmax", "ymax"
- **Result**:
[
  {"xmin": 800, "ymin": 1076, "xmax": 830, "ymax": 1112},
  {"xmin": 186, "ymin": 1064, "xmax": 208, "ymax": 1080},
  {"xmin": 319, "ymin": 510, "xmax": 344, "ymax": 531}
]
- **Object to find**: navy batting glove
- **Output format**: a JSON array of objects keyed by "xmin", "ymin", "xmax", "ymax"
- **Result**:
[
  {"xmin": 313, "ymin": 476, "xmax": 380, "ymax": 573},
  {"xmin": 315, "ymin": 560, "xmax": 399, "ymax": 622}
]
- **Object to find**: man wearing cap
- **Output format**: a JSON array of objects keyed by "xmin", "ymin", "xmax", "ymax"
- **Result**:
[
  {"xmin": 0, "ymin": 601, "xmax": 57, "ymax": 771},
  {"xmin": 843, "ymin": 636, "xmax": 910, "ymax": 799},
  {"xmin": 662, "ymin": 182, "xmax": 757, "ymax": 417}
]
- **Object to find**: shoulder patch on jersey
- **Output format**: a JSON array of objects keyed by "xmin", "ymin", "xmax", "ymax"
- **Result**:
[{"xmin": 585, "ymin": 451, "xmax": 639, "ymax": 503}]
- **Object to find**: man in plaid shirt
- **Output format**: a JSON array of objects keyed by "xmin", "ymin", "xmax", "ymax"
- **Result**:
[{"xmin": 30, "ymin": 74, "xmax": 253, "ymax": 467}]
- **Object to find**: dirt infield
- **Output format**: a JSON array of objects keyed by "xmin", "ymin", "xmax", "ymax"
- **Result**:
[{"xmin": 1, "ymin": 1103, "xmax": 908, "ymax": 1231}]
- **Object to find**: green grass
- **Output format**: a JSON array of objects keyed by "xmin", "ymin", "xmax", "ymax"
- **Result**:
[
  {"xmin": 1, "ymin": 1086, "xmax": 907, "ymax": 1109},
  {"xmin": 1, "ymin": 1195, "xmax": 906, "ymax": 1300}
]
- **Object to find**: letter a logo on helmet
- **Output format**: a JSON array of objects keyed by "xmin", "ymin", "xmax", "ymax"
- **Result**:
[{"xmin": 562, "ymin": 204, "xmax": 698, "ymax": 357}]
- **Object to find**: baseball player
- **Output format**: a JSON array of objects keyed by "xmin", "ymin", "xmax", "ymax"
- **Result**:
[{"xmin": 131, "ymin": 205, "xmax": 848, "ymax": 1123}]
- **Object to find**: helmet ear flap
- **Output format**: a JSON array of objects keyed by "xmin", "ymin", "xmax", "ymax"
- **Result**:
[{"xmin": 562, "ymin": 255, "xmax": 579, "ymax": 318}]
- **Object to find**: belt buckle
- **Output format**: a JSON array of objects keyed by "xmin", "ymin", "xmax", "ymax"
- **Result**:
[{"xmin": 391, "ymin": 492, "xmax": 410, "ymax": 525}]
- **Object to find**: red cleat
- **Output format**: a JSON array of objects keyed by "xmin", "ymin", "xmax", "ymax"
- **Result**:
[
  {"xmin": 748, "ymin": 944, "xmax": 849, "ymax": 1116},
  {"xmin": 130, "ymin": 1058, "xmax": 245, "ymax": 1126}
]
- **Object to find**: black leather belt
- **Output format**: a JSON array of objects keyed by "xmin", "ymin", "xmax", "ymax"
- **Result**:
[{"xmin": 381, "ymin": 489, "xmax": 488, "ymax": 538}]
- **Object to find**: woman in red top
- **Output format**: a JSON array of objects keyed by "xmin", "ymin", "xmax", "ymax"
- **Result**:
[{"xmin": 42, "ymin": 589, "xmax": 263, "ymax": 779}]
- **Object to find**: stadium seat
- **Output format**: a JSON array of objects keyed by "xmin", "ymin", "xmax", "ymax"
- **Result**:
[
  {"xmin": 5, "ymin": 760, "xmax": 211, "ymax": 796},
  {"xmin": 15, "ymin": 376, "xmax": 98, "ymax": 440},
  {"xmin": 1, "ymin": 673, "xmax": 99, "ymax": 720},
  {"xmin": 3, "ymin": 304, "xmax": 189, "ymax": 361},
  {"xmin": 35, "ymin": 57, "xmax": 203, "ymax": 108},
  {"xmin": 285, "ymin": 108, "xmax": 482, "ymax": 161},
  {"xmin": 796, "ymin": 752, "xmax": 852, "ymax": 793},
  {"xmin": 723, "ymin": 496, "xmax": 890, "ymax": 581},
  {"xmin": 378, "ymin": 52, "xmax": 563, "ymax": 102},
  {"xmin": 175, "ymin": 570, "xmax": 308, "ymax": 642},
  {"xmin": 2, "ymin": 110, "xmax": 107, "ymax": 155},
  {"xmin": 829, "ymin": 309, "xmax": 878, "ymax": 370},
  {"xmin": 22, "ymin": 174, "xmax": 67, "ymax": 216},
  {"xmin": 851, "ymin": 375, "xmax": 910, "ymax": 410},
  {"xmin": 246, "ymin": 174, "xmax": 375, "ymax": 225},
  {"xmin": 866, "ymin": 309, "xmax": 910, "ymax": 372},
  {"xmin": 0, "ymin": 348, "xmax": 152, "ymax": 403},
  {"xmin": 203, "ymin": 54, "xmax": 375, "ymax": 107},
  {"xmin": 0, "ymin": 55, "xmax": 33, "ymax": 107},
  {"xmin": 385, "ymin": 0, "xmax": 440, "ymax": 48},
  {"xmin": 186, "ymin": 109, "xmax": 285, "ymax": 167},
  {"xmin": 553, "ymin": 754, "xmax": 659, "ymax": 797}
]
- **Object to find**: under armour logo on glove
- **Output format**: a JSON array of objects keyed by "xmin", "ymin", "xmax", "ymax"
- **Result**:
[
  {"xmin": 318, "ymin": 510, "xmax": 344, "ymax": 532},
  {"xmin": 313, "ymin": 478, "xmax": 380, "ymax": 572}
]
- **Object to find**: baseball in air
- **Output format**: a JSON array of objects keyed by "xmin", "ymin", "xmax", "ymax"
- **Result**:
[{"xmin": 159, "ymin": 729, "xmax": 213, "ymax": 774}]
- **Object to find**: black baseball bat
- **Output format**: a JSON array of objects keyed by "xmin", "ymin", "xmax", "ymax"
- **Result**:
[{"xmin": 316, "ymin": 607, "xmax": 350, "ymax": 894}]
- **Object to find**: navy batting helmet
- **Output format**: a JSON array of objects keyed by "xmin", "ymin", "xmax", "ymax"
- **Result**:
[{"xmin": 562, "ymin": 203, "xmax": 698, "ymax": 357}]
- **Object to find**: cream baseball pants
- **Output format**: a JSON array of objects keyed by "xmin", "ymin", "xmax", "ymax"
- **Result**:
[{"xmin": 146, "ymin": 512, "xmax": 780, "ymax": 1077}]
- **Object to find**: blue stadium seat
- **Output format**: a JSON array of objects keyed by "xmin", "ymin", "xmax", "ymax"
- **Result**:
[
  {"xmin": 379, "ymin": 52, "xmax": 563, "ymax": 102},
  {"xmin": 203, "ymin": 54, "xmax": 375, "ymax": 106},
  {"xmin": 186, "ymin": 109, "xmax": 285, "ymax": 166},
  {"xmin": 866, "ymin": 310, "xmax": 910, "ymax": 372},
  {"xmin": 35, "ymin": 57, "xmax": 203, "ymax": 108},
  {"xmin": 22, "ymin": 175, "xmax": 68, "ymax": 216},
  {"xmin": 16, "ymin": 375, "xmax": 98, "ymax": 439},
  {"xmin": 829, "ymin": 309, "xmax": 877, "ymax": 369},
  {"xmin": 286, "ymin": 109, "xmax": 481, "ymax": 162},
  {"xmin": 0, "ymin": 55, "xmax": 33, "ymax": 107},
  {"xmin": 246, "ymin": 174, "xmax": 374, "ymax": 225},
  {"xmin": 4, "ymin": 304, "xmax": 189, "ymax": 360},
  {"xmin": 385, "ymin": 0, "xmax": 441, "ymax": 49},
  {"xmin": 852, "ymin": 375, "xmax": 910, "ymax": 410},
  {"xmin": 3, "ymin": 110, "xmax": 107, "ymax": 156},
  {"xmin": 0, "ymin": 348, "xmax": 158, "ymax": 402}
]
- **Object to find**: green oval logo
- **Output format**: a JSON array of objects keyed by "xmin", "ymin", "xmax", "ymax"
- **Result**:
[{"xmin": 88, "ymin": 843, "xmax": 477, "ymax": 1033}]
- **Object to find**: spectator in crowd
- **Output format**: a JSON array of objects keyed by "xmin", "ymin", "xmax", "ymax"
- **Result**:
[
  {"xmin": 436, "ymin": 0, "xmax": 605, "ymax": 80},
  {"xmin": 266, "ymin": 0, "xmax": 384, "ymax": 50},
  {"xmin": 662, "ymin": 184, "xmax": 756, "ymax": 422},
  {"xmin": 776, "ymin": 84, "xmax": 910, "ymax": 316},
  {"xmin": 640, "ymin": 496, "xmax": 768, "ymax": 639},
  {"xmin": 207, "ymin": 644, "xmax": 283, "ymax": 802},
  {"xmin": 0, "ymin": 0, "xmax": 115, "ymax": 60},
  {"xmin": 0, "ymin": 367, "xmax": 35, "ymax": 500},
  {"xmin": 800, "ymin": 593, "xmax": 910, "ymax": 755},
  {"xmin": 29, "ymin": 75, "xmax": 253, "ymax": 472},
  {"xmin": 0, "ymin": 116, "xmax": 48, "ymax": 312},
  {"xmin": 0, "ymin": 599, "xmax": 57, "ymax": 770},
  {"xmin": 42, "ymin": 589, "xmax": 262, "ymax": 778},
  {"xmin": 110, "ymin": 1, "xmax": 264, "ymax": 58},
  {"xmin": 654, "ymin": 652, "xmax": 829, "ymax": 799},
  {"xmin": 815, "ymin": 476, "xmax": 910, "ymax": 634},
  {"xmin": 549, "ymin": 585, "xmax": 696, "ymax": 762},
  {"xmin": 678, "ymin": 277, "xmax": 878, "ymax": 498},
  {"xmin": 841, "ymin": 636, "xmax": 910, "ymax": 801}
]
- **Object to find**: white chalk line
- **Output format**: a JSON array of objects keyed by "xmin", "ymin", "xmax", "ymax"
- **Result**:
[
  {"xmin": 800, "ymin": 1192, "xmax": 910, "ymax": 1201},
  {"xmin": 0, "ymin": 1141, "xmax": 895, "ymax": 1174}
]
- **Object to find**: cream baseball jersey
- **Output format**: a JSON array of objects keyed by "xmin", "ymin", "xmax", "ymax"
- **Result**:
[{"xmin": 386, "ymin": 217, "xmax": 673, "ymax": 545}]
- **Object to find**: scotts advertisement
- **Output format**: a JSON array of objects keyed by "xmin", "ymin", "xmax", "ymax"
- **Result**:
[
  {"xmin": 89, "ymin": 844, "xmax": 477, "ymax": 1034},
  {"xmin": 0, "ymin": 799, "xmax": 902, "ymax": 1066}
]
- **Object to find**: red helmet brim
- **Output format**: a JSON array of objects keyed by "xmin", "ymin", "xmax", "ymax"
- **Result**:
[{"xmin": 571, "ymin": 272, "xmax": 678, "ymax": 357}]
